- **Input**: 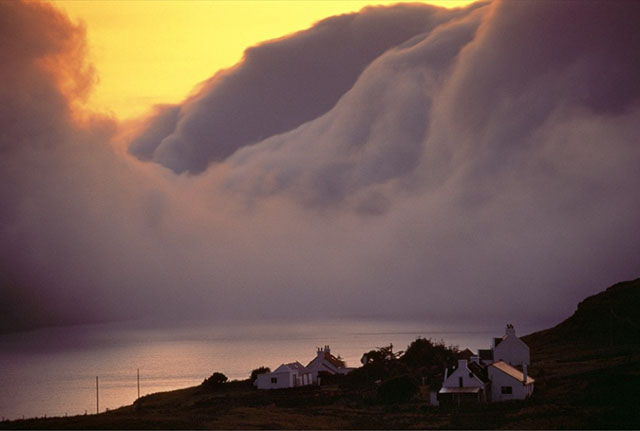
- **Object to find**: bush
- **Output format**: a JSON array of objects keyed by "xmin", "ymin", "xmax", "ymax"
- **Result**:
[
  {"xmin": 202, "ymin": 372, "xmax": 228, "ymax": 388},
  {"xmin": 377, "ymin": 375, "xmax": 418, "ymax": 404}
]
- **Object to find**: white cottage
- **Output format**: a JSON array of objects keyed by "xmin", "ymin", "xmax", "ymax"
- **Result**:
[
  {"xmin": 254, "ymin": 361, "xmax": 312, "ymax": 390},
  {"xmin": 306, "ymin": 345, "xmax": 353, "ymax": 383},
  {"xmin": 488, "ymin": 360, "xmax": 534, "ymax": 402}
]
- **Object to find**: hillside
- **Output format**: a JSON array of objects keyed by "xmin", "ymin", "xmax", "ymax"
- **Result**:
[
  {"xmin": 2, "ymin": 278, "xmax": 640, "ymax": 429},
  {"xmin": 523, "ymin": 278, "xmax": 640, "ymax": 352}
]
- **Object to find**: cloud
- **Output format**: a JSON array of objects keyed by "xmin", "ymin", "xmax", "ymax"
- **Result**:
[
  {"xmin": 128, "ymin": 3, "xmax": 476, "ymax": 174},
  {"xmin": 224, "ymin": 6, "xmax": 486, "ymax": 210},
  {"xmin": 2, "ymin": 0, "xmax": 640, "ymax": 335},
  {"xmin": 217, "ymin": 0, "xmax": 640, "ymax": 321}
]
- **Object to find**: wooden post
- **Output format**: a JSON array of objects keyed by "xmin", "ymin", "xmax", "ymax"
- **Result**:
[
  {"xmin": 96, "ymin": 376, "xmax": 99, "ymax": 414},
  {"xmin": 137, "ymin": 368, "xmax": 140, "ymax": 400}
]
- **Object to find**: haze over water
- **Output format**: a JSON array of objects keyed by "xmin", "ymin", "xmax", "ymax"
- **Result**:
[{"xmin": 0, "ymin": 319, "xmax": 532, "ymax": 420}]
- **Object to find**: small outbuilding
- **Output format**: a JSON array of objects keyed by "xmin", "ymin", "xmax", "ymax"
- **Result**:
[{"xmin": 254, "ymin": 361, "xmax": 312, "ymax": 390}]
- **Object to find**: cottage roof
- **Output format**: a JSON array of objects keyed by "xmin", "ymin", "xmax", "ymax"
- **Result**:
[
  {"xmin": 324, "ymin": 352, "xmax": 346, "ymax": 368},
  {"xmin": 273, "ymin": 361, "xmax": 310, "ymax": 373},
  {"xmin": 439, "ymin": 386, "xmax": 483, "ymax": 394},
  {"xmin": 468, "ymin": 361, "xmax": 490, "ymax": 384},
  {"xmin": 490, "ymin": 361, "xmax": 534, "ymax": 384},
  {"xmin": 285, "ymin": 361, "xmax": 309, "ymax": 372},
  {"xmin": 307, "ymin": 351, "xmax": 345, "ymax": 369}
]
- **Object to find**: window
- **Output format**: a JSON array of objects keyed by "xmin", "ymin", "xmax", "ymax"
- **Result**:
[
  {"xmin": 459, "ymin": 377, "xmax": 463, "ymax": 388},
  {"xmin": 501, "ymin": 386, "xmax": 512, "ymax": 394},
  {"xmin": 271, "ymin": 377, "xmax": 277, "ymax": 384}
]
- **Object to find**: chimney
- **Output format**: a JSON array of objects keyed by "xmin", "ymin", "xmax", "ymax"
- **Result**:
[
  {"xmin": 470, "ymin": 356, "xmax": 480, "ymax": 364},
  {"xmin": 522, "ymin": 364, "xmax": 528, "ymax": 384},
  {"xmin": 324, "ymin": 345, "xmax": 331, "ymax": 354},
  {"xmin": 505, "ymin": 323, "xmax": 516, "ymax": 338},
  {"xmin": 457, "ymin": 359, "xmax": 467, "ymax": 369}
]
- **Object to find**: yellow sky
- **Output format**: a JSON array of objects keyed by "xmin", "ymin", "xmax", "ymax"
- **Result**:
[{"xmin": 53, "ymin": 0, "xmax": 475, "ymax": 120}]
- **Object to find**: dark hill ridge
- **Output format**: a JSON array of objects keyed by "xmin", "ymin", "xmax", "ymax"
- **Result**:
[{"xmin": 522, "ymin": 278, "xmax": 640, "ymax": 352}]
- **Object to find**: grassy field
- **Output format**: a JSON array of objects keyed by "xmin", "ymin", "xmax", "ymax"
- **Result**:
[{"xmin": 2, "ymin": 279, "xmax": 639, "ymax": 429}]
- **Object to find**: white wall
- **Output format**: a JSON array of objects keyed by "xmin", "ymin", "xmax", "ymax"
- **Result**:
[
  {"xmin": 487, "ymin": 367, "xmax": 533, "ymax": 402},
  {"xmin": 308, "ymin": 356, "xmax": 339, "ymax": 382},
  {"xmin": 255, "ymin": 370, "xmax": 294, "ymax": 390},
  {"xmin": 256, "ymin": 369, "xmax": 313, "ymax": 389},
  {"xmin": 493, "ymin": 336, "xmax": 530, "ymax": 366},
  {"xmin": 442, "ymin": 360, "xmax": 485, "ymax": 389}
]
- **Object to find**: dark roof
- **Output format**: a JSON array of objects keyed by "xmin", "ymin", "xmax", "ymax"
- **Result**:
[
  {"xmin": 478, "ymin": 349, "xmax": 493, "ymax": 360},
  {"xmin": 307, "ymin": 352, "xmax": 347, "ymax": 370},
  {"xmin": 468, "ymin": 361, "xmax": 490, "ymax": 384},
  {"xmin": 324, "ymin": 352, "xmax": 346, "ymax": 368}
]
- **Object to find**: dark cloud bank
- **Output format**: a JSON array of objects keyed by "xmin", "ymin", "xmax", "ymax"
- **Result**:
[{"xmin": 2, "ymin": 0, "xmax": 639, "ymax": 333}]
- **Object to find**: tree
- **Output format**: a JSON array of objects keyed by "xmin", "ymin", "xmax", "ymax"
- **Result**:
[
  {"xmin": 401, "ymin": 337, "xmax": 458, "ymax": 373},
  {"xmin": 360, "ymin": 344, "xmax": 401, "ymax": 365},
  {"xmin": 345, "ymin": 344, "xmax": 407, "ymax": 390},
  {"xmin": 249, "ymin": 366, "xmax": 270, "ymax": 383}
]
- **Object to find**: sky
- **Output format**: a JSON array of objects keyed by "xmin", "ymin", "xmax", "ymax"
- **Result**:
[
  {"xmin": 54, "ymin": 0, "xmax": 476, "ymax": 120},
  {"xmin": 1, "ymin": 0, "xmax": 639, "ymax": 334}
]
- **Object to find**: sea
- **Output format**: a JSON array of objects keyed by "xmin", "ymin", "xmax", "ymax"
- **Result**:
[{"xmin": 0, "ymin": 318, "xmax": 535, "ymax": 420}]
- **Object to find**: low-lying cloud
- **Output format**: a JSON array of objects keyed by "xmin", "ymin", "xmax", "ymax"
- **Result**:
[
  {"xmin": 128, "ymin": 3, "xmax": 477, "ymax": 174},
  {"xmin": 2, "ymin": 0, "xmax": 639, "ymax": 334}
]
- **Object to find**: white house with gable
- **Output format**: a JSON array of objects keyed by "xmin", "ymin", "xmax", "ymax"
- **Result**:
[
  {"xmin": 479, "ymin": 324, "xmax": 530, "ymax": 367},
  {"xmin": 492, "ymin": 324, "xmax": 530, "ymax": 366},
  {"xmin": 306, "ymin": 345, "xmax": 354, "ymax": 383},
  {"xmin": 254, "ymin": 345, "xmax": 352, "ymax": 390},
  {"xmin": 254, "ymin": 361, "xmax": 312, "ymax": 390},
  {"xmin": 488, "ymin": 360, "xmax": 535, "ymax": 402}
]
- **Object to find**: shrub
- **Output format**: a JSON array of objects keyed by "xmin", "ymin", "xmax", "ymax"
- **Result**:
[
  {"xmin": 377, "ymin": 375, "xmax": 418, "ymax": 404},
  {"xmin": 202, "ymin": 372, "xmax": 228, "ymax": 388}
]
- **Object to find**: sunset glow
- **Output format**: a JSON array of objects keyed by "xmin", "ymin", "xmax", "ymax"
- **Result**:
[{"xmin": 53, "ymin": 0, "xmax": 476, "ymax": 120}]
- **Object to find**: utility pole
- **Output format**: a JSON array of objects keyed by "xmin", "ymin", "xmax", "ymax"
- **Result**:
[
  {"xmin": 137, "ymin": 368, "xmax": 140, "ymax": 400},
  {"xmin": 96, "ymin": 376, "xmax": 99, "ymax": 414}
]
